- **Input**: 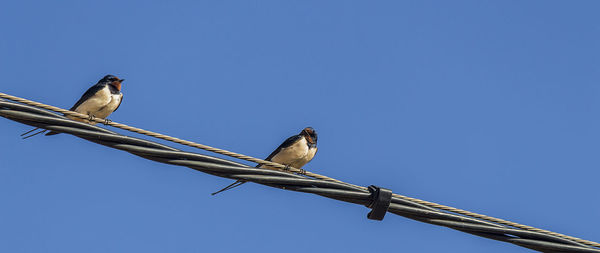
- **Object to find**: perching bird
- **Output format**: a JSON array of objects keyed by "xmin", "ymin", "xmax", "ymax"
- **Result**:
[
  {"xmin": 21, "ymin": 75, "xmax": 124, "ymax": 138},
  {"xmin": 212, "ymin": 127, "xmax": 318, "ymax": 195}
]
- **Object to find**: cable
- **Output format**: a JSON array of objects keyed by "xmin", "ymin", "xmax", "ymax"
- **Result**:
[
  {"xmin": 2, "ymin": 92, "xmax": 598, "ymax": 247},
  {"xmin": 0, "ymin": 95, "xmax": 598, "ymax": 252}
]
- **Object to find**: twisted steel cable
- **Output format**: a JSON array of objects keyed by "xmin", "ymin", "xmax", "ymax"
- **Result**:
[{"xmin": 0, "ymin": 95, "xmax": 599, "ymax": 252}]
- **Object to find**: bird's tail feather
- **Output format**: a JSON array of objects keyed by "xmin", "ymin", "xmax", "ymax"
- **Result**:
[
  {"xmin": 211, "ymin": 180, "xmax": 247, "ymax": 195},
  {"xmin": 21, "ymin": 128, "xmax": 49, "ymax": 139},
  {"xmin": 21, "ymin": 128, "xmax": 40, "ymax": 137}
]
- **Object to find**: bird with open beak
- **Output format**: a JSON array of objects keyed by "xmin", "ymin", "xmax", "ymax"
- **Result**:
[
  {"xmin": 212, "ymin": 127, "xmax": 318, "ymax": 195},
  {"xmin": 21, "ymin": 75, "xmax": 125, "ymax": 138}
]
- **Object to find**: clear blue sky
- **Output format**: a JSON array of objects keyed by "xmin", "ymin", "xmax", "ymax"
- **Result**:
[{"xmin": 1, "ymin": 1, "xmax": 599, "ymax": 252}]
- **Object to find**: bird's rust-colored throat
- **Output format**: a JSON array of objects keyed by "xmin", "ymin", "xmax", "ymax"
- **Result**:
[
  {"xmin": 111, "ymin": 81, "xmax": 122, "ymax": 91},
  {"xmin": 302, "ymin": 129, "xmax": 315, "ymax": 144},
  {"xmin": 306, "ymin": 134, "xmax": 314, "ymax": 144}
]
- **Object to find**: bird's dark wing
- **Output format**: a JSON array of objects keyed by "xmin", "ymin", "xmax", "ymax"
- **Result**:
[
  {"xmin": 113, "ymin": 94, "xmax": 123, "ymax": 112},
  {"xmin": 257, "ymin": 134, "xmax": 302, "ymax": 167},
  {"xmin": 69, "ymin": 84, "xmax": 104, "ymax": 111}
]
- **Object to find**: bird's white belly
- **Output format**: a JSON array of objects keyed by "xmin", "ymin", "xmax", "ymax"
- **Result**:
[
  {"xmin": 71, "ymin": 87, "xmax": 121, "ymax": 124},
  {"xmin": 269, "ymin": 138, "xmax": 311, "ymax": 169},
  {"xmin": 295, "ymin": 146, "xmax": 317, "ymax": 169},
  {"xmin": 95, "ymin": 93, "xmax": 122, "ymax": 118}
]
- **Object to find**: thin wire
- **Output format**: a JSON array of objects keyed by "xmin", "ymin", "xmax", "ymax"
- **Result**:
[{"xmin": 0, "ymin": 91, "xmax": 598, "ymax": 248}]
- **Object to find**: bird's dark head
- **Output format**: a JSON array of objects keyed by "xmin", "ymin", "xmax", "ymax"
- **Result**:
[
  {"xmin": 300, "ymin": 127, "xmax": 318, "ymax": 146},
  {"xmin": 99, "ymin": 75, "xmax": 124, "ymax": 91}
]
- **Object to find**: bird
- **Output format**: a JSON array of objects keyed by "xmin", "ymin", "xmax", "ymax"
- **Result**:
[
  {"xmin": 21, "ymin": 75, "xmax": 125, "ymax": 139},
  {"xmin": 211, "ymin": 127, "xmax": 318, "ymax": 195}
]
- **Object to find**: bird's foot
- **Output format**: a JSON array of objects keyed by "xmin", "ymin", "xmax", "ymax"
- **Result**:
[
  {"xmin": 283, "ymin": 165, "xmax": 291, "ymax": 171},
  {"xmin": 103, "ymin": 118, "xmax": 112, "ymax": 125},
  {"xmin": 297, "ymin": 169, "xmax": 306, "ymax": 175},
  {"xmin": 88, "ymin": 115, "xmax": 96, "ymax": 122}
]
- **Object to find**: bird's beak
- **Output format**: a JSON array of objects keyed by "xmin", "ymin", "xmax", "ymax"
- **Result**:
[{"xmin": 119, "ymin": 79, "xmax": 125, "ymax": 82}]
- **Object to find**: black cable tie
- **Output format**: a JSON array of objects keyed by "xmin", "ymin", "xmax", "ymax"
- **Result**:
[{"xmin": 366, "ymin": 185, "xmax": 392, "ymax": 221}]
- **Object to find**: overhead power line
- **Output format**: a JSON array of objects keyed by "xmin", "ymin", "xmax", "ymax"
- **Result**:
[{"xmin": 0, "ymin": 93, "xmax": 598, "ymax": 252}]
